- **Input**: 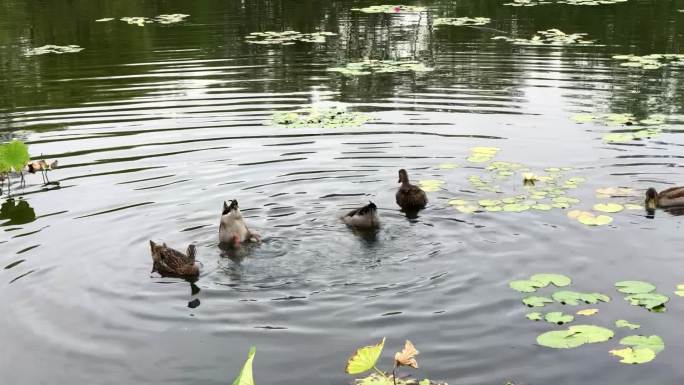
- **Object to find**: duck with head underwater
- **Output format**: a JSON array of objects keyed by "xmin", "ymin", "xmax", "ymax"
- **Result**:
[
  {"xmin": 219, "ymin": 199, "xmax": 260, "ymax": 248},
  {"xmin": 149, "ymin": 241, "xmax": 199, "ymax": 281},
  {"xmin": 645, "ymin": 186, "xmax": 684, "ymax": 211},
  {"xmin": 396, "ymin": 168, "xmax": 428, "ymax": 212},
  {"xmin": 342, "ymin": 201, "xmax": 380, "ymax": 229}
]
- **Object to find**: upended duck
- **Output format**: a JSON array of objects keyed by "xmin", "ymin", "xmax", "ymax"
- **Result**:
[
  {"xmin": 219, "ymin": 200, "xmax": 260, "ymax": 247},
  {"xmin": 396, "ymin": 169, "xmax": 427, "ymax": 211},
  {"xmin": 149, "ymin": 241, "xmax": 199, "ymax": 280},
  {"xmin": 645, "ymin": 187, "xmax": 684, "ymax": 209},
  {"xmin": 342, "ymin": 202, "xmax": 380, "ymax": 229}
]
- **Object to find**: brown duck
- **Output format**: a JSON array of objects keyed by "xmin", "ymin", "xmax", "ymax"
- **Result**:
[
  {"xmin": 149, "ymin": 241, "xmax": 199, "ymax": 280},
  {"xmin": 396, "ymin": 169, "xmax": 427, "ymax": 211},
  {"xmin": 645, "ymin": 186, "xmax": 684, "ymax": 210}
]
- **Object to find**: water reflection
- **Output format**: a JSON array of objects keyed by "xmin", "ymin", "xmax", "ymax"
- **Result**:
[{"xmin": 0, "ymin": 198, "xmax": 36, "ymax": 226}]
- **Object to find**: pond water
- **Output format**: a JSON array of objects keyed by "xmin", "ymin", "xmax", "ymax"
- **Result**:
[{"xmin": 1, "ymin": 1, "xmax": 684, "ymax": 384}]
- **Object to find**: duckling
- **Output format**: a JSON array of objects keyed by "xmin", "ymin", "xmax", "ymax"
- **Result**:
[
  {"xmin": 342, "ymin": 202, "xmax": 380, "ymax": 229},
  {"xmin": 219, "ymin": 200, "xmax": 260, "ymax": 247},
  {"xmin": 149, "ymin": 241, "xmax": 199, "ymax": 280},
  {"xmin": 645, "ymin": 187, "xmax": 684, "ymax": 209},
  {"xmin": 396, "ymin": 169, "xmax": 428, "ymax": 211}
]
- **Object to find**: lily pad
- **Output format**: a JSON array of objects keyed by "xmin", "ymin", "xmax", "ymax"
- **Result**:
[
  {"xmin": 510, "ymin": 280, "xmax": 544, "ymax": 293},
  {"xmin": 545, "ymin": 311, "xmax": 574, "ymax": 325},
  {"xmin": 492, "ymin": 28, "xmax": 594, "ymax": 46},
  {"xmin": 454, "ymin": 205, "xmax": 479, "ymax": 214},
  {"xmin": 619, "ymin": 335, "xmax": 665, "ymax": 354},
  {"xmin": 577, "ymin": 213, "xmax": 613, "ymax": 226},
  {"xmin": 351, "ymin": 5, "xmax": 426, "ymax": 13},
  {"xmin": 615, "ymin": 320, "xmax": 640, "ymax": 330},
  {"xmin": 273, "ymin": 106, "xmax": 370, "ymax": 128},
  {"xmin": 1, "ymin": 140, "xmax": 30, "ymax": 172},
  {"xmin": 484, "ymin": 206, "xmax": 503, "ymax": 212},
  {"xmin": 532, "ymin": 203, "xmax": 553, "ymax": 211},
  {"xmin": 576, "ymin": 308, "xmax": 599, "ymax": 316},
  {"xmin": 523, "ymin": 296, "xmax": 554, "ymax": 307},
  {"xmin": 247, "ymin": 30, "xmax": 336, "ymax": 45},
  {"xmin": 438, "ymin": 163, "xmax": 458, "ymax": 170},
  {"xmin": 503, "ymin": 204, "xmax": 530, "ymax": 212},
  {"xmin": 593, "ymin": 203, "xmax": 624, "ymax": 213},
  {"xmin": 526, "ymin": 312, "xmax": 543, "ymax": 321},
  {"xmin": 537, "ymin": 325, "xmax": 613, "ymax": 349},
  {"xmin": 530, "ymin": 273, "xmax": 571, "ymax": 287},
  {"xmin": 553, "ymin": 291, "xmax": 610, "ymax": 305},
  {"xmin": 625, "ymin": 293, "xmax": 669, "ymax": 310},
  {"xmin": 478, "ymin": 199, "xmax": 501, "ymax": 207},
  {"xmin": 676, "ymin": 284, "xmax": 684, "ymax": 297},
  {"xmin": 615, "ymin": 281, "xmax": 656, "ymax": 294},
  {"xmin": 434, "ymin": 17, "xmax": 491, "ymax": 26},
  {"xmin": 609, "ymin": 347, "xmax": 656, "ymax": 364},
  {"xmin": 328, "ymin": 60, "xmax": 433, "ymax": 76},
  {"xmin": 418, "ymin": 180, "xmax": 444, "ymax": 192}
]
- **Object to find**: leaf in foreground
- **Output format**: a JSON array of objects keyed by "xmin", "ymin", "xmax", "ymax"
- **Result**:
[
  {"xmin": 609, "ymin": 347, "xmax": 656, "ymax": 364},
  {"xmin": 346, "ymin": 338, "xmax": 385, "ymax": 374},
  {"xmin": 619, "ymin": 335, "xmax": 665, "ymax": 354},
  {"xmin": 232, "ymin": 346, "xmax": 256, "ymax": 385}
]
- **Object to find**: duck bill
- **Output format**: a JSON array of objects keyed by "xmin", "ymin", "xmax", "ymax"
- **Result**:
[{"xmin": 646, "ymin": 198, "xmax": 657, "ymax": 211}]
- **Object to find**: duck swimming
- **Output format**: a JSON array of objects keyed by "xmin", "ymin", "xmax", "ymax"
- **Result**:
[
  {"xmin": 396, "ymin": 169, "xmax": 428, "ymax": 211},
  {"xmin": 219, "ymin": 200, "xmax": 260, "ymax": 247},
  {"xmin": 645, "ymin": 187, "xmax": 684, "ymax": 210},
  {"xmin": 342, "ymin": 202, "xmax": 380, "ymax": 229},
  {"xmin": 149, "ymin": 241, "xmax": 199, "ymax": 280}
]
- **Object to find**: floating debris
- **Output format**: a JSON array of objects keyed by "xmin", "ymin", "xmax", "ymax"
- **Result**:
[
  {"xmin": 434, "ymin": 17, "xmax": 491, "ymax": 26},
  {"xmin": 492, "ymin": 29, "xmax": 593, "ymax": 45},
  {"xmin": 505, "ymin": 0, "xmax": 628, "ymax": 6},
  {"xmin": 272, "ymin": 106, "xmax": 370, "ymax": 128},
  {"xmin": 246, "ymin": 31, "xmax": 336, "ymax": 45},
  {"xmin": 613, "ymin": 53, "xmax": 684, "ymax": 70},
  {"xmin": 95, "ymin": 18, "xmax": 115, "ymax": 22},
  {"xmin": 26, "ymin": 45, "xmax": 84, "ymax": 56},
  {"xmin": 351, "ymin": 5, "xmax": 427, "ymax": 13},
  {"xmin": 327, "ymin": 60, "xmax": 433, "ymax": 76},
  {"xmin": 120, "ymin": 17, "xmax": 154, "ymax": 26},
  {"xmin": 156, "ymin": 14, "xmax": 190, "ymax": 24}
]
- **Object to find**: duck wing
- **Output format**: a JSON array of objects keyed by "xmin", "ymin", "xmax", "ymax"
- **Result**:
[
  {"xmin": 660, "ymin": 186, "xmax": 684, "ymax": 199},
  {"xmin": 158, "ymin": 247, "xmax": 192, "ymax": 271},
  {"xmin": 396, "ymin": 184, "xmax": 428, "ymax": 208}
]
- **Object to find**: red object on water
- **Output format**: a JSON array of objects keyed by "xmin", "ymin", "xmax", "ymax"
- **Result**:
[{"xmin": 394, "ymin": 6, "xmax": 401, "ymax": 12}]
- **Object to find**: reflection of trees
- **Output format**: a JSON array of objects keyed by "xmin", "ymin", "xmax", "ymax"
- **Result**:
[
  {"xmin": 0, "ymin": 199, "xmax": 36, "ymax": 226},
  {"xmin": 1, "ymin": 0, "xmax": 682, "ymax": 120}
]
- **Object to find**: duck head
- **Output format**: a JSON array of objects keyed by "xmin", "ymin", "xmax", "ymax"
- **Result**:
[
  {"xmin": 645, "ymin": 188, "xmax": 658, "ymax": 210},
  {"xmin": 398, "ymin": 169, "xmax": 409, "ymax": 184}
]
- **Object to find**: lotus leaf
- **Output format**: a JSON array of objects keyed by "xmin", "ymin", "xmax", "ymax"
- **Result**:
[
  {"xmin": 615, "ymin": 320, "xmax": 640, "ymax": 330},
  {"xmin": 619, "ymin": 335, "xmax": 664, "ymax": 354},
  {"xmin": 478, "ymin": 199, "xmax": 501, "ymax": 207},
  {"xmin": 615, "ymin": 281, "xmax": 656, "ymax": 294},
  {"xmin": 522, "ymin": 296, "xmax": 554, "ymax": 307},
  {"xmin": 532, "ymin": 204, "xmax": 553, "ymax": 211},
  {"xmin": 526, "ymin": 312, "xmax": 543, "ymax": 321},
  {"xmin": 625, "ymin": 293, "xmax": 669, "ymax": 310},
  {"xmin": 593, "ymin": 203, "xmax": 624, "ymax": 213},
  {"xmin": 273, "ymin": 107, "xmax": 370, "ymax": 128},
  {"xmin": 537, "ymin": 325, "xmax": 613, "ymax": 349},
  {"xmin": 346, "ymin": 338, "xmax": 385, "ymax": 374},
  {"xmin": 510, "ymin": 280, "xmax": 544, "ymax": 293},
  {"xmin": 531, "ymin": 274, "xmax": 571, "ymax": 287},
  {"xmin": 676, "ymin": 284, "xmax": 684, "ymax": 297},
  {"xmin": 577, "ymin": 213, "xmax": 613, "ymax": 226},
  {"xmin": 232, "ymin": 346, "xmax": 256, "ymax": 385},
  {"xmin": 553, "ymin": 291, "xmax": 609, "ymax": 305},
  {"xmin": 545, "ymin": 312, "xmax": 574, "ymax": 325},
  {"xmin": 328, "ymin": 60, "xmax": 432, "ymax": 76},
  {"xmin": 492, "ymin": 29, "xmax": 594, "ymax": 45},
  {"xmin": 609, "ymin": 347, "xmax": 656, "ymax": 364},
  {"xmin": 484, "ymin": 206, "xmax": 503, "ymax": 212},
  {"xmin": 0, "ymin": 141, "xmax": 30, "ymax": 172}
]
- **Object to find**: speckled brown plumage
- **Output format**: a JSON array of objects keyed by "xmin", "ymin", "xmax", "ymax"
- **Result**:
[
  {"xmin": 150, "ymin": 241, "xmax": 199, "ymax": 280},
  {"xmin": 396, "ymin": 169, "xmax": 427, "ymax": 211}
]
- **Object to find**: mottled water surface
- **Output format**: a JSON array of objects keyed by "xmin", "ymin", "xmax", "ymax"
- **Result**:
[{"xmin": 1, "ymin": 1, "xmax": 684, "ymax": 384}]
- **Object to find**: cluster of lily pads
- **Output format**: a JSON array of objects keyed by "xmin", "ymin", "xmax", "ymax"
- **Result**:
[
  {"xmin": 25, "ymin": 45, "xmax": 84, "ymax": 56},
  {"xmin": 245, "ymin": 31, "xmax": 336, "ymax": 45},
  {"xmin": 327, "ymin": 60, "xmax": 433, "ymax": 76},
  {"xmin": 504, "ymin": 0, "xmax": 628, "ymax": 6},
  {"xmin": 433, "ymin": 17, "xmax": 491, "ymax": 27},
  {"xmin": 613, "ymin": 53, "xmax": 684, "ymax": 70},
  {"xmin": 571, "ymin": 113, "xmax": 665, "ymax": 143},
  {"xmin": 615, "ymin": 281, "xmax": 669, "ymax": 312},
  {"xmin": 99, "ymin": 14, "xmax": 189, "ymax": 27},
  {"xmin": 272, "ymin": 107, "xmax": 371, "ymax": 128},
  {"xmin": 492, "ymin": 29, "xmax": 593, "ymax": 46},
  {"xmin": 510, "ymin": 273, "xmax": 668, "ymax": 364},
  {"xmin": 351, "ymin": 5, "xmax": 427, "ymax": 13}
]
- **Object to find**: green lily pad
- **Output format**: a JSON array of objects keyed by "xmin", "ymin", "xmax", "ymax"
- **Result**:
[
  {"xmin": 531, "ymin": 273, "xmax": 572, "ymax": 287},
  {"xmin": 615, "ymin": 281, "xmax": 656, "ymax": 294},
  {"xmin": 593, "ymin": 203, "xmax": 624, "ymax": 213},
  {"xmin": 523, "ymin": 296, "xmax": 554, "ymax": 307},
  {"xmin": 478, "ymin": 199, "xmax": 501, "ymax": 207},
  {"xmin": 503, "ymin": 204, "xmax": 531, "ymax": 212},
  {"xmin": 510, "ymin": 280, "xmax": 544, "ymax": 293},
  {"xmin": 537, "ymin": 325, "xmax": 613, "ymax": 349},
  {"xmin": 273, "ymin": 106, "xmax": 370, "ymax": 128},
  {"xmin": 553, "ymin": 196, "xmax": 580, "ymax": 204},
  {"xmin": 526, "ymin": 312, "xmax": 543, "ymax": 321},
  {"xmin": 484, "ymin": 206, "xmax": 503, "ymax": 212},
  {"xmin": 610, "ymin": 347, "xmax": 656, "ymax": 364},
  {"xmin": 615, "ymin": 320, "xmax": 640, "ymax": 330},
  {"xmin": 619, "ymin": 335, "xmax": 665, "ymax": 354},
  {"xmin": 328, "ymin": 60, "xmax": 432, "ymax": 76},
  {"xmin": 545, "ymin": 311, "xmax": 574, "ymax": 325},
  {"xmin": 532, "ymin": 203, "xmax": 553, "ymax": 211},
  {"xmin": 345, "ymin": 338, "xmax": 385, "ymax": 374},
  {"xmin": 676, "ymin": 284, "xmax": 684, "ymax": 297},
  {"xmin": 454, "ymin": 205, "xmax": 479, "ymax": 214},
  {"xmin": 625, "ymin": 293, "xmax": 669, "ymax": 310},
  {"xmin": 577, "ymin": 213, "xmax": 613, "ymax": 226},
  {"xmin": 553, "ymin": 291, "xmax": 610, "ymax": 305}
]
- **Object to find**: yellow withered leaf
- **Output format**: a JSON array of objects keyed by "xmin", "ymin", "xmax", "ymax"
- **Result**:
[
  {"xmin": 577, "ymin": 308, "xmax": 599, "ymax": 316},
  {"xmin": 394, "ymin": 340, "xmax": 419, "ymax": 369}
]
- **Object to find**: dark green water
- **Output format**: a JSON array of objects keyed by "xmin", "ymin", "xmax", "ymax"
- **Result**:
[{"xmin": 1, "ymin": 1, "xmax": 684, "ymax": 384}]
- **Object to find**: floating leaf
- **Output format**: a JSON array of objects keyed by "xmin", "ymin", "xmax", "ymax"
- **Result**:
[
  {"xmin": 454, "ymin": 205, "xmax": 478, "ymax": 214},
  {"xmin": 351, "ymin": 5, "xmax": 426, "ymax": 13},
  {"xmin": 510, "ymin": 280, "xmax": 544, "ymax": 293},
  {"xmin": 532, "ymin": 203, "xmax": 553, "ymax": 211},
  {"xmin": 484, "ymin": 206, "xmax": 503, "ymax": 212},
  {"xmin": 246, "ymin": 30, "xmax": 336, "ymax": 45},
  {"xmin": 503, "ymin": 204, "xmax": 530, "ymax": 212},
  {"xmin": 434, "ymin": 17, "xmax": 491, "ymax": 26},
  {"xmin": 438, "ymin": 163, "xmax": 458, "ymax": 170},
  {"xmin": 346, "ymin": 338, "xmax": 385, "ymax": 375},
  {"xmin": 609, "ymin": 347, "xmax": 656, "ymax": 364},
  {"xmin": 273, "ymin": 106, "xmax": 370, "ymax": 128},
  {"xmin": 530, "ymin": 273, "xmax": 571, "ymax": 287},
  {"xmin": 231, "ymin": 347, "xmax": 256, "ymax": 385},
  {"xmin": 545, "ymin": 311, "xmax": 574, "ymax": 325},
  {"xmin": 619, "ymin": 335, "xmax": 665, "ymax": 354},
  {"xmin": 526, "ymin": 312, "xmax": 543, "ymax": 321},
  {"xmin": 1, "ymin": 140, "xmax": 30, "ymax": 172},
  {"xmin": 478, "ymin": 199, "xmax": 501, "ymax": 207},
  {"xmin": 418, "ymin": 180, "xmax": 444, "ymax": 192},
  {"xmin": 492, "ymin": 29, "xmax": 594, "ymax": 46},
  {"xmin": 26, "ymin": 44, "xmax": 84, "ymax": 56},
  {"xmin": 523, "ymin": 296, "xmax": 554, "ymax": 307},
  {"xmin": 615, "ymin": 281, "xmax": 656, "ymax": 294},
  {"xmin": 553, "ymin": 291, "xmax": 610, "ymax": 305},
  {"xmin": 537, "ymin": 325, "xmax": 613, "ymax": 349},
  {"xmin": 95, "ymin": 18, "xmax": 115, "ymax": 22},
  {"xmin": 615, "ymin": 320, "xmax": 640, "ymax": 330},
  {"xmin": 593, "ymin": 203, "xmax": 624, "ymax": 213},
  {"xmin": 577, "ymin": 309, "xmax": 599, "ymax": 316},
  {"xmin": 328, "ymin": 60, "xmax": 432, "ymax": 76},
  {"xmin": 577, "ymin": 213, "xmax": 613, "ymax": 226},
  {"xmin": 625, "ymin": 293, "xmax": 669, "ymax": 310},
  {"xmin": 676, "ymin": 284, "xmax": 684, "ymax": 297}
]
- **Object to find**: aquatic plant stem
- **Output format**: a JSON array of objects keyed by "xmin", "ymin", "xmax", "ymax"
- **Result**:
[{"xmin": 373, "ymin": 366, "xmax": 391, "ymax": 383}]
